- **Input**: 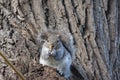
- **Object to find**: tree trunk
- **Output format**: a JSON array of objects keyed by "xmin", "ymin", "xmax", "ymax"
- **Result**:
[{"xmin": 0, "ymin": 0, "xmax": 119, "ymax": 80}]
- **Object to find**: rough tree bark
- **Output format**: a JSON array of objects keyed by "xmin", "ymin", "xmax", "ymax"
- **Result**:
[{"xmin": 0, "ymin": 0, "xmax": 119, "ymax": 80}]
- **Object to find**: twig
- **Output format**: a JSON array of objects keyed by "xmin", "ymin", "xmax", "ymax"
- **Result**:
[{"xmin": 0, "ymin": 51, "xmax": 26, "ymax": 80}]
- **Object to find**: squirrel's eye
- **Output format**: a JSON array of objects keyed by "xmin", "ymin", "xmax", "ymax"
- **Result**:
[
  {"xmin": 47, "ymin": 39, "xmax": 49, "ymax": 42},
  {"xmin": 56, "ymin": 39, "xmax": 59, "ymax": 42}
]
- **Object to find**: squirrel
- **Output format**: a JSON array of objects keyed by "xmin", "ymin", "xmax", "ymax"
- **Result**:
[{"xmin": 38, "ymin": 31, "xmax": 73, "ymax": 79}]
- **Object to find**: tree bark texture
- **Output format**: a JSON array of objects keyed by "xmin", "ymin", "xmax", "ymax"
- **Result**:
[{"xmin": 0, "ymin": 0, "xmax": 119, "ymax": 80}]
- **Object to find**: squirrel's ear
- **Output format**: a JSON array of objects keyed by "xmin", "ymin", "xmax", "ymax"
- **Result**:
[{"xmin": 40, "ymin": 33, "xmax": 48, "ymax": 40}]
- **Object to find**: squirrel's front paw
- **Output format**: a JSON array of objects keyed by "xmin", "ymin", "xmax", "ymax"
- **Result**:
[
  {"xmin": 42, "ymin": 64, "xmax": 45, "ymax": 66},
  {"xmin": 56, "ymin": 70, "xmax": 64, "ymax": 76}
]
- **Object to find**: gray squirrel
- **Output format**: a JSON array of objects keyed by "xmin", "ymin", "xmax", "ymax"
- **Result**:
[{"xmin": 38, "ymin": 31, "xmax": 75, "ymax": 79}]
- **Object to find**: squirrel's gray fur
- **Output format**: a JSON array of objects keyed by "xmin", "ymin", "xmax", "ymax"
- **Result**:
[{"xmin": 37, "ymin": 31, "xmax": 76, "ymax": 79}]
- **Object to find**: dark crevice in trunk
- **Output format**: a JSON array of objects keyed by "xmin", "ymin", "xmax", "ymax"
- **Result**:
[
  {"xmin": 9, "ymin": 29, "xmax": 14, "ymax": 39},
  {"xmin": 84, "ymin": 7, "xmax": 88, "ymax": 29},
  {"xmin": 118, "ymin": 0, "xmax": 120, "ymax": 47},
  {"xmin": 41, "ymin": 0, "xmax": 49, "ymax": 28},
  {"xmin": 105, "ymin": 0, "xmax": 112, "ymax": 19},
  {"xmin": 84, "ymin": 39, "xmax": 90, "ymax": 61},
  {"xmin": 71, "ymin": 65, "xmax": 84, "ymax": 80},
  {"xmin": 82, "ymin": 7, "xmax": 88, "ymax": 36},
  {"xmin": 62, "ymin": 0, "xmax": 72, "ymax": 34},
  {"xmin": 0, "ymin": 8, "xmax": 4, "ymax": 30},
  {"xmin": 28, "ymin": 0, "xmax": 32, "ymax": 12},
  {"xmin": 71, "ymin": 0, "xmax": 81, "ymax": 27}
]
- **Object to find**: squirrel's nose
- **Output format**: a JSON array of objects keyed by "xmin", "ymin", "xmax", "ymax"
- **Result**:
[{"xmin": 49, "ymin": 45, "xmax": 54, "ymax": 49}]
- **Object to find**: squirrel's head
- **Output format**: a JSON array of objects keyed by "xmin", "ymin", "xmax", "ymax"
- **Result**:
[{"xmin": 40, "ymin": 31, "xmax": 61, "ymax": 50}]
